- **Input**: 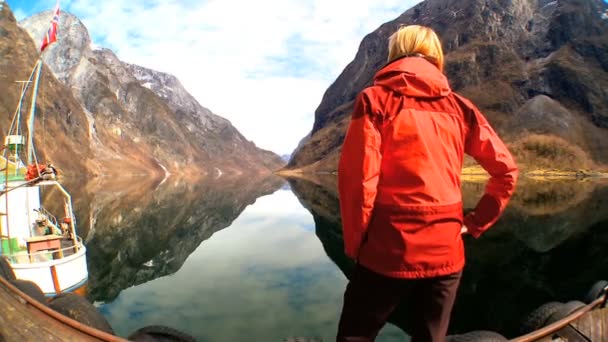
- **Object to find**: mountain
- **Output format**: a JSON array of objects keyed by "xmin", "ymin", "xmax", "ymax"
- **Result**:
[
  {"xmin": 0, "ymin": 5, "xmax": 284, "ymax": 177},
  {"xmin": 286, "ymin": 0, "xmax": 608, "ymax": 172},
  {"xmin": 122, "ymin": 63, "xmax": 283, "ymax": 173}
]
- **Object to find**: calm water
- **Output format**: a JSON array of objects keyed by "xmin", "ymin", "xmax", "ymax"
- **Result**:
[{"xmin": 63, "ymin": 174, "xmax": 608, "ymax": 341}]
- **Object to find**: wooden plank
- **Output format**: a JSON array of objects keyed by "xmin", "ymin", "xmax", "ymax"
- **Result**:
[
  {"xmin": 25, "ymin": 235, "xmax": 63, "ymax": 243},
  {"xmin": 570, "ymin": 307, "xmax": 608, "ymax": 341},
  {"xmin": 0, "ymin": 280, "xmax": 101, "ymax": 341},
  {"xmin": 554, "ymin": 325, "xmax": 590, "ymax": 341},
  {"xmin": 534, "ymin": 307, "xmax": 608, "ymax": 342}
]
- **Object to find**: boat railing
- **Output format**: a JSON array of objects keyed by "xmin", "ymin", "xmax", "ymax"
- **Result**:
[
  {"xmin": 34, "ymin": 207, "xmax": 61, "ymax": 234},
  {"xmin": 6, "ymin": 236, "xmax": 85, "ymax": 265}
]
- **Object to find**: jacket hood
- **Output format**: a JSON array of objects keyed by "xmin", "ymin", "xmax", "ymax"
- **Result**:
[{"xmin": 374, "ymin": 57, "xmax": 451, "ymax": 98}]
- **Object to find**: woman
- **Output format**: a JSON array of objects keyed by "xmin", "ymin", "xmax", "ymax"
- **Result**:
[{"xmin": 337, "ymin": 25, "xmax": 518, "ymax": 342}]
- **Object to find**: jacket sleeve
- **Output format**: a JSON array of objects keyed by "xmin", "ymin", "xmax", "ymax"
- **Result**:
[
  {"xmin": 459, "ymin": 95, "xmax": 518, "ymax": 238},
  {"xmin": 338, "ymin": 92, "xmax": 382, "ymax": 259}
]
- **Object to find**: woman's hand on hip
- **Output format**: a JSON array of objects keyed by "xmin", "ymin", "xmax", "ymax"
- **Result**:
[{"xmin": 460, "ymin": 225, "xmax": 469, "ymax": 235}]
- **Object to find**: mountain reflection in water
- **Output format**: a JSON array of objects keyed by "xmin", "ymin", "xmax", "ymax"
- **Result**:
[
  {"xmin": 67, "ymin": 174, "xmax": 406, "ymax": 341},
  {"xmin": 288, "ymin": 175, "xmax": 608, "ymax": 338},
  {"xmin": 62, "ymin": 174, "xmax": 607, "ymax": 340},
  {"xmin": 71, "ymin": 174, "xmax": 286, "ymax": 302}
]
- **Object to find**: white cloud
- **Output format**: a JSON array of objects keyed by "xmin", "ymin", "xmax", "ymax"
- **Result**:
[{"xmin": 63, "ymin": 0, "xmax": 421, "ymax": 154}]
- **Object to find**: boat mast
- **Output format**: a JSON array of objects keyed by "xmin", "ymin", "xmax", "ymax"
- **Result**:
[
  {"xmin": 26, "ymin": 59, "xmax": 43, "ymax": 165},
  {"xmin": 1, "ymin": 61, "xmax": 39, "ymax": 256},
  {"xmin": 4, "ymin": 64, "xmax": 37, "ymax": 164}
]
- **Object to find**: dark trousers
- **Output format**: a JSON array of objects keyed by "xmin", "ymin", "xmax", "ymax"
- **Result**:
[{"xmin": 337, "ymin": 265, "xmax": 462, "ymax": 342}]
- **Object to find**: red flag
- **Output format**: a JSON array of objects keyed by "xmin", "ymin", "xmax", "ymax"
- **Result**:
[{"xmin": 40, "ymin": 2, "xmax": 60, "ymax": 52}]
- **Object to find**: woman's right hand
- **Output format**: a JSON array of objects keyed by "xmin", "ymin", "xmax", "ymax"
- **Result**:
[{"xmin": 460, "ymin": 225, "xmax": 469, "ymax": 235}]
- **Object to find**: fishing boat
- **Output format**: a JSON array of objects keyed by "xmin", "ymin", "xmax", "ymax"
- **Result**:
[{"xmin": 0, "ymin": 3, "xmax": 87, "ymax": 295}]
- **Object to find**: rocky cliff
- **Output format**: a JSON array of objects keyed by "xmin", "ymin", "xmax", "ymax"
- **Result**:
[
  {"xmin": 287, "ymin": 0, "xmax": 608, "ymax": 172},
  {"xmin": 123, "ymin": 63, "xmax": 282, "ymax": 173},
  {"xmin": 0, "ymin": 5, "xmax": 283, "ymax": 177}
]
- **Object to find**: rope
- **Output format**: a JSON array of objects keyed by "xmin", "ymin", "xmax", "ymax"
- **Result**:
[
  {"xmin": 0, "ymin": 274, "xmax": 127, "ymax": 341},
  {"xmin": 510, "ymin": 295, "xmax": 607, "ymax": 342}
]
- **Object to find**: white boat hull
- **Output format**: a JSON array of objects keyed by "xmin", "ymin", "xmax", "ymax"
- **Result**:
[{"xmin": 11, "ymin": 245, "xmax": 88, "ymax": 296}]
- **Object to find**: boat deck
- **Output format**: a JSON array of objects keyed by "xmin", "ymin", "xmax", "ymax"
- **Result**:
[
  {"xmin": 0, "ymin": 271, "xmax": 605, "ymax": 341},
  {"xmin": 0, "ymin": 276, "xmax": 125, "ymax": 341},
  {"xmin": 534, "ymin": 307, "xmax": 608, "ymax": 341}
]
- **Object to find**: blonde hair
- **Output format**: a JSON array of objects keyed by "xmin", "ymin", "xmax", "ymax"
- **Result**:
[{"xmin": 387, "ymin": 25, "xmax": 444, "ymax": 72}]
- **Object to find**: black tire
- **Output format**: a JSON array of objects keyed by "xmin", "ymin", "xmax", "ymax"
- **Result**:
[
  {"xmin": 127, "ymin": 325, "xmax": 196, "ymax": 342},
  {"xmin": 9, "ymin": 279, "xmax": 47, "ymax": 305},
  {"xmin": 519, "ymin": 301, "xmax": 563, "ymax": 334},
  {"xmin": 545, "ymin": 300, "xmax": 586, "ymax": 325},
  {"xmin": 0, "ymin": 257, "xmax": 16, "ymax": 281},
  {"xmin": 447, "ymin": 330, "xmax": 508, "ymax": 342},
  {"xmin": 583, "ymin": 280, "xmax": 608, "ymax": 304},
  {"xmin": 48, "ymin": 292, "xmax": 114, "ymax": 334}
]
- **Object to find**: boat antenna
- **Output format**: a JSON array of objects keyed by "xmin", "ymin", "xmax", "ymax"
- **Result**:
[
  {"xmin": 14, "ymin": 82, "xmax": 28, "ymax": 136},
  {"xmin": 7, "ymin": 68, "xmax": 37, "ymax": 136},
  {"xmin": 5, "ymin": 66, "xmax": 37, "ymax": 164},
  {"xmin": 4, "ymin": 81, "xmax": 29, "ymax": 170}
]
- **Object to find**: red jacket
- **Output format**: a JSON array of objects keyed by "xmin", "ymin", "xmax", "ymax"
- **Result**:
[{"xmin": 338, "ymin": 57, "xmax": 518, "ymax": 278}]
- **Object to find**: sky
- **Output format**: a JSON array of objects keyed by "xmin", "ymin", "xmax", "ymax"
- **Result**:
[{"xmin": 6, "ymin": 0, "xmax": 421, "ymax": 155}]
